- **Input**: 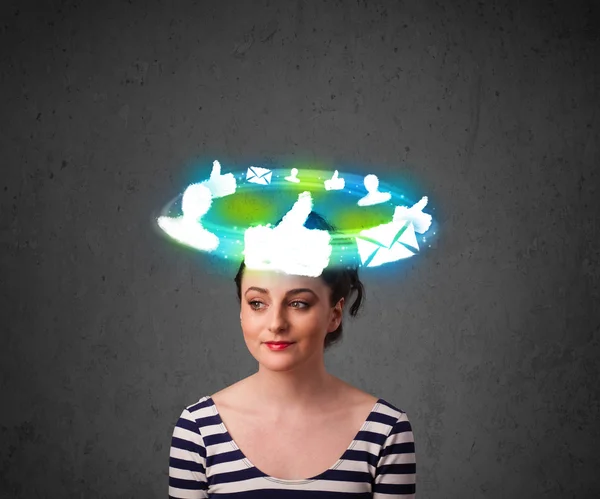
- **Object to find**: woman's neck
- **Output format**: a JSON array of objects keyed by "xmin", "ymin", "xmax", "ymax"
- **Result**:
[{"xmin": 246, "ymin": 369, "xmax": 343, "ymax": 420}]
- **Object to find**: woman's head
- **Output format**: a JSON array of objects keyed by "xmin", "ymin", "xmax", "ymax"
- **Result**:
[{"xmin": 234, "ymin": 211, "xmax": 365, "ymax": 352}]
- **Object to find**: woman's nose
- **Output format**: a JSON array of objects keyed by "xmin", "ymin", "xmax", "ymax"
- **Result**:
[{"xmin": 268, "ymin": 304, "xmax": 289, "ymax": 332}]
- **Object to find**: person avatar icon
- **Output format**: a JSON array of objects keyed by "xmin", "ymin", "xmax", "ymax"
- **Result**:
[
  {"xmin": 284, "ymin": 167, "xmax": 300, "ymax": 183},
  {"xmin": 357, "ymin": 174, "xmax": 391, "ymax": 206},
  {"xmin": 157, "ymin": 183, "xmax": 219, "ymax": 251},
  {"xmin": 324, "ymin": 170, "xmax": 345, "ymax": 191},
  {"xmin": 202, "ymin": 160, "xmax": 237, "ymax": 198}
]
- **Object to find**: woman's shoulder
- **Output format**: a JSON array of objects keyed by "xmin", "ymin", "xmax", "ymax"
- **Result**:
[
  {"xmin": 334, "ymin": 379, "xmax": 412, "ymax": 422},
  {"xmin": 209, "ymin": 377, "xmax": 251, "ymax": 412},
  {"xmin": 336, "ymin": 378, "xmax": 380, "ymax": 411}
]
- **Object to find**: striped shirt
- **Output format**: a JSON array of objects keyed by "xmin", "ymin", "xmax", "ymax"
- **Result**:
[{"xmin": 169, "ymin": 395, "xmax": 416, "ymax": 498}]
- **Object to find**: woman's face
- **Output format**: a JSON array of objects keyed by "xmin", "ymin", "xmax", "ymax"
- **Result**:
[{"xmin": 240, "ymin": 269, "xmax": 344, "ymax": 370}]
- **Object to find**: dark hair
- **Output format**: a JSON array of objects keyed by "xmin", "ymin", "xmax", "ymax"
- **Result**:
[{"xmin": 234, "ymin": 211, "xmax": 365, "ymax": 350}]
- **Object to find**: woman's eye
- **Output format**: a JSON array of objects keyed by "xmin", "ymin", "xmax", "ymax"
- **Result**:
[
  {"xmin": 290, "ymin": 301, "xmax": 309, "ymax": 309},
  {"xmin": 249, "ymin": 301, "xmax": 264, "ymax": 310}
]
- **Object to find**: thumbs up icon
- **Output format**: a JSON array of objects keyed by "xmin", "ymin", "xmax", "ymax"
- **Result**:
[
  {"xmin": 201, "ymin": 160, "xmax": 237, "ymax": 198},
  {"xmin": 392, "ymin": 196, "xmax": 432, "ymax": 234},
  {"xmin": 324, "ymin": 170, "xmax": 345, "ymax": 191},
  {"xmin": 243, "ymin": 191, "xmax": 332, "ymax": 277}
]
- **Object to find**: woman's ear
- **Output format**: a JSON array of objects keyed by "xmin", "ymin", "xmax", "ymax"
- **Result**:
[
  {"xmin": 336, "ymin": 297, "xmax": 345, "ymax": 316},
  {"xmin": 328, "ymin": 297, "xmax": 344, "ymax": 332}
]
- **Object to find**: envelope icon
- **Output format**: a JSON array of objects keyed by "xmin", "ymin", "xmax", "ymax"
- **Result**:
[
  {"xmin": 246, "ymin": 166, "xmax": 272, "ymax": 185},
  {"xmin": 355, "ymin": 219, "xmax": 420, "ymax": 268}
]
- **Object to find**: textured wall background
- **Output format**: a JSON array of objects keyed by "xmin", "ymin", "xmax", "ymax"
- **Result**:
[{"xmin": 1, "ymin": 0, "xmax": 598, "ymax": 497}]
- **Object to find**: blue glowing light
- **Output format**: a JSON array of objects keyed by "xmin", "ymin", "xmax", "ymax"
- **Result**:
[{"xmin": 155, "ymin": 161, "xmax": 436, "ymax": 276}]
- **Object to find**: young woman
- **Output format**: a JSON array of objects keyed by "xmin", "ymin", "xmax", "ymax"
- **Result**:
[{"xmin": 168, "ymin": 212, "xmax": 416, "ymax": 498}]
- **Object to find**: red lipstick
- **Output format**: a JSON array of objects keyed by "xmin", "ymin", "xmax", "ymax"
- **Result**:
[{"xmin": 265, "ymin": 342, "xmax": 294, "ymax": 351}]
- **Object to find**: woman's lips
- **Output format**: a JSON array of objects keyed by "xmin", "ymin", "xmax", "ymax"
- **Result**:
[{"xmin": 265, "ymin": 342, "xmax": 294, "ymax": 350}]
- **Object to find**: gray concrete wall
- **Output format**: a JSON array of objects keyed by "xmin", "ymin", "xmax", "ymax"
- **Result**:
[{"xmin": 1, "ymin": 0, "xmax": 598, "ymax": 497}]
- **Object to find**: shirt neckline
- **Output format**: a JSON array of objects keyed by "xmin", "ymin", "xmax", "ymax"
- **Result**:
[{"xmin": 207, "ymin": 395, "xmax": 382, "ymax": 484}]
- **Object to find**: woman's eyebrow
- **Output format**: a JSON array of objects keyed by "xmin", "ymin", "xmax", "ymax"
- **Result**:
[
  {"xmin": 243, "ymin": 287, "xmax": 317, "ymax": 298},
  {"xmin": 286, "ymin": 288, "xmax": 318, "ymax": 298}
]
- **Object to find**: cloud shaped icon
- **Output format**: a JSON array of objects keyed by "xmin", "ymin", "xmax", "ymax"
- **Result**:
[
  {"xmin": 243, "ymin": 191, "xmax": 332, "ymax": 277},
  {"xmin": 392, "ymin": 196, "xmax": 432, "ymax": 234},
  {"xmin": 156, "ymin": 183, "xmax": 219, "ymax": 251}
]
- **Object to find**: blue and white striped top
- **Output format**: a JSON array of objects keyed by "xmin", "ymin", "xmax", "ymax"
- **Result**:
[{"xmin": 168, "ymin": 395, "xmax": 416, "ymax": 498}]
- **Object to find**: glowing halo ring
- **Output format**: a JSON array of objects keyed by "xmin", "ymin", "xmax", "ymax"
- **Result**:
[{"xmin": 155, "ymin": 165, "xmax": 436, "ymax": 275}]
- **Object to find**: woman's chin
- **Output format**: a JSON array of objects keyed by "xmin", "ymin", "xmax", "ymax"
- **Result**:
[{"xmin": 254, "ymin": 346, "xmax": 303, "ymax": 369}]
